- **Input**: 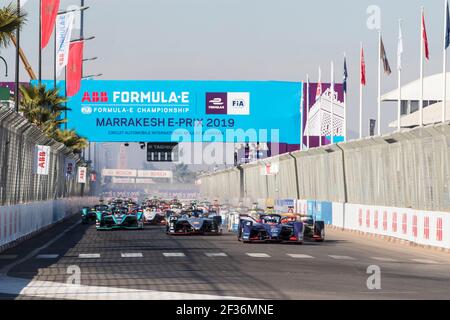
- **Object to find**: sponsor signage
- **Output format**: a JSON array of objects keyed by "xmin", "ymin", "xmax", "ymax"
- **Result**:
[
  {"xmin": 102, "ymin": 169, "xmax": 137, "ymax": 177},
  {"xmin": 56, "ymin": 80, "xmax": 302, "ymax": 144},
  {"xmin": 135, "ymin": 178, "xmax": 155, "ymax": 184},
  {"xmin": 64, "ymin": 158, "xmax": 76, "ymax": 176},
  {"xmin": 34, "ymin": 145, "xmax": 51, "ymax": 175},
  {"xmin": 260, "ymin": 162, "xmax": 279, "ymax": 176},
  {"xmin": 146, "ymin": 142, "xmax": 178, "ymax": 162},
  {"xmin": 77, "ymin": 167, "xmax": 87, "ymax": 184},
  {"xmin": 137, "ymin": 170, "xmax": 173, "ymax": 179},
  {"xmin": 111, "ymin": 177, "xmax": 135, "ymax": 184}
]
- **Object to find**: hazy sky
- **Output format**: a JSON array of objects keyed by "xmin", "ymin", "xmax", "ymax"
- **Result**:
[{"xmin": 0, "ymin": 0, "xmax": 448, "ymax": 139}]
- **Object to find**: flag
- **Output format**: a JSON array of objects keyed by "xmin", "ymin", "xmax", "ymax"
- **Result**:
[
  {"xmin": 380, "ymin": 36, "xmax": 392, "ymax": 75},
  {"xmin": 343, "ymin": 56, "xmax": 348, "ymax": 94},
  {"xmin": 55, "ymin": 12, "xmax": 75, "ymax": 77},
  {"xmin": 397, "ymin": 22, "xmax": 404, "ymax": 71},
  {"xmin": 316, "ymin": 66, "xmax": 322, "ymax": 100},
  {"xmin": 360, "ymin": 45, "xmax": 366, "ymax": 86},
  {"xmin": 67, "ymin": 41, "xmax": 84, "ymax": 97},
  {"xmin": 422, "ymin": 10, "xmax": 430, "ymax": 60},
  {"xmin": 41, "ymin": 0, "xmax": 61, "ymax": 49},
  {"xmin": 446, "ymin": 1, "xmax": 450, "ymax": 49}
]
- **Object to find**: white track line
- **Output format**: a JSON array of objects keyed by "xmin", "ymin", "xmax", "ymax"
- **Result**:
[
  {"xmin": 411, "ymin": 259, "xmax": 439, "ymax": 264},
  {"xmin": 205, "ymin": 252, "xmax": 228, "ymax": 257},
  {"xmin": 163, "ymin": 253, "xmax": 185, "ymax": 257},
  {"xmin": 287, "ymin": 254, "xmax": 314, "ymax": 259},
  {"xmin": 36, "ymin": 254, "xmax": 59, "ymax": 259},
  {"xmin": 121, "ymin": 253, "xmax": 143, "ymax": 258},
  {"xmin": 246, "ymin": 253, "xmax": 271, "ymax": 258},
  {"xmin": 371, "ymin": 257, "xmax": 399, "ymax": 262},
  {"xmin": 78, "ymin": 254, "xmax": 101, "ymax": 259},
  {"xmin": 328, "ymin": 255, "xmax": 355, "ymax": 260}
]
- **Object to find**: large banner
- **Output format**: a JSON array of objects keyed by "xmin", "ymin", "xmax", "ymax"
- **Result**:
[
  {"xmin": 64, "ymin": 80, "xmax": 302, "ymax": 145},
  {"xmin": 302, "ymin": 83, "xmax": 345, "ymax": 148}
]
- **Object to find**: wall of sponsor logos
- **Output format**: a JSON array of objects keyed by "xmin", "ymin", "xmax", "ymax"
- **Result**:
[{"xmin": 200, "ymin": 122, "xmax": 450, "ymax": 248}]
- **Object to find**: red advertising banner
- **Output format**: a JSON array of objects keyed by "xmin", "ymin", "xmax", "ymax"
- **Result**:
[
  {"xmin": 41, "ymin": 0, "xmax": 60, "ymax": 49},
  {"xmin": 67, "ymin": 41, "xmax": 84, "ymax": 97}
]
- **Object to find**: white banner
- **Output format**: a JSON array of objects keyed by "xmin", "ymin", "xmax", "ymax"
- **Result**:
[
  {"xmin": 55, "ymin": 12, "xmax": 75, "ymax": 77},
  {"xmin": 34, "ymin": 145, "xmax": 51, "ymax": 175},
  {"xmin": 77, "ymin": 167, "xmax": 87, "ymax": 184},
  {"xmin": 111, "ymin": 177, "xmax": 136, "ymax": 184},
  {"xmin": 135, "ymin": 178, "xmax": 155, "ymax": 184},
  {"xmin": 64, "ymin": 158, "xmax": 76, "ymax": 177},
  {"xmin": 137, "ymin": 170, "xmax": 173, "ymax": 179},
  {"xmin": 102, "ymin": 169, "xmax": 137, "ymax": 177}
]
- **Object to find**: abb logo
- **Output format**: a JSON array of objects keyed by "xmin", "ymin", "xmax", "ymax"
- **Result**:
[
  {"xmin": 38, "ymin": 151, "xmax": 47, "ymax": 169},
  {"xmin": 424, "ymin": 216, "xmax": 430, "ymax": 240},
  {"xmin": 374, "ymin": 210, "xmax": 379, "ymax": 229},
  {"xmin": 402, "ymin": 214, "xmax": 407, "ymax": 234},
  {"xmin": 366, "ymin": 209, "xmax": 370, "ymax": 228},
  {"xmin": 436, "ymin": 218, "xmax": 443, "ymax": 242},
  {"xmin": 383, "ymin": 211, "xmax": 388, "ymax": 231},
  {"xmin": 413, "ymin": 215, "xmax": 418, "ymax": 238},
  {"xmin": 82, "ymin": 92, "xmax": 108, "ymax": 103},
  {"xmin": 358, "ymin": 209, "xmax": 363, "ymax": 227},
  {"xmin": 392, "ymin": 212, "xmax": 398, "ymax": 233}
]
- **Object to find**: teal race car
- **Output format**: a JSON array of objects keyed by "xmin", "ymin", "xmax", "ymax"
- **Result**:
[
  {"xmin": 96, "ymin": 207, "xmax": 144, "ymax": 230},
  {"xmin": 82, "ymin": 204, "xmax": 109, "ymax": 224}
]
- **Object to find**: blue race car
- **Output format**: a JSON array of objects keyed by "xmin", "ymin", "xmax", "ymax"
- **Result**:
[
  {"xmin": 96, "ymin": 207, "xmax": 144, "ymax": 230},
  {"xmin": 237, "ymin": 213, "xmax": 305, "ymax": 243},
  {"xmin": 166, "ymin": 209, "xmax": 222, "ymax": 235}
]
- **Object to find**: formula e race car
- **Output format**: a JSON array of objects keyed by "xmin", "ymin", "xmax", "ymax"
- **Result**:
[
  {"xmin": 143, "ymin": 207, "xmax": 167, "ymax": 225},
  {"xmin": 96, "ymin": 207, "xmax": 144, "ymax": 230},
  {"xmin": 82, "ymin": 204, "xmax": 109, "ymax": 224},
  {"xmin": 166, "ymin": 210, "xmax": 222, "ymax": 235},
  {"xmin": 237, "ymin": 213, "xmax": 325, "ymax": 243}
]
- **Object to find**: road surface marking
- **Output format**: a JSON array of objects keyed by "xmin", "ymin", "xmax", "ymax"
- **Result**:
[
  {"xmin": 205, "ymin": 252, "xmax": 228, "ymax": 257},
  {"xmin": 78, "ymin": 254, "xmax": 101, "ymax": 259},
  {"xmin": 121, "ymin": 253, "xmax": 143, "ymax": 258},
  {"xmin": 371, "ymin": 257, "xmax": 399, "ymax": 262},
  {"xmin": 0, "ymin": 275, "xmax": 256, "ymax": 300},
  {"xmin": 328, "ymin": 255, "xmax": 355, "ymax": 260},
  {"xmin": 246, "ymin": 253, "xmax": 271, "ymax": 258},
  {"xmin": 163, "ymin": 253, "xmax": 185, "ymax": 257},
  {"xmin": 411, "ymin": 259, "xmax": 439, "ymax": 264},
  {"xmin": 287, "ymin": 254, "xmax": 314, "ymax": 259},
  {"xmin": 36, "ymin": 254, "xmax": 59, "ymax": 259},
  {"xmin": 0, "ymin": 255, "xmax": 18, "ymax": 260}
]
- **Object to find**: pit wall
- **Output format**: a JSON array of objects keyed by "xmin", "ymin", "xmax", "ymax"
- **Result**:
[{"xmin": 0, "ymin": 197, "xmax": 98, "ymax": 253}]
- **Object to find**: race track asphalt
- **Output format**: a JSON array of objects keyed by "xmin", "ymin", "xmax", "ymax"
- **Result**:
[{"xmin": 1, "ymin": 215, "xmax": 450, "ymax": 300}]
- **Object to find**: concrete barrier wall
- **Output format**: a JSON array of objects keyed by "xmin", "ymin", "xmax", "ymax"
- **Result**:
[{"xmin": 0, "ymin": 197, "xmax": 97, "ymax": 252}]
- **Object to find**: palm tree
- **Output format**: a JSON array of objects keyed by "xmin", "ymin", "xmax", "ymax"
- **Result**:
[
  {"xmin": 20, "ymin": 84, "xmax": 69, "ymax": 114},
  {"xmin": 52, "ymin": 129, "xmax": 88, "ymax": 154},
  {"xmin": 0, "ymin": 3, "xmax": 26, "ymax": 48}
]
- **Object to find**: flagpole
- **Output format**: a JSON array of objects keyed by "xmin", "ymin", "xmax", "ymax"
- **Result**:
[
  {"xmin": 39, "ymin": 0, "xmax": 42, "ymax": 84},
  {"xmin": 420, "ymin": 6, "xmax": 425, "ymax": 127},
  {"xmin": 443, "ymin": 0, "xmax": 448, "ymax": 123},
  {"xmin": 377, "ymin": 30, "xmax": 382, "ymax": 136},
  {"xmin": 15, "ymin": 0, "xmax": 20, "ymax": 112},
  {"xmin": 330, "ymin": 60, "xmax": 335, "ymax": 144},
  {"xmin": 398, "ymin": 19, "xmax": 402, "ymax": 132},
  {"xmin": 360, "ymin": 42, "xmax": 363, "ymax": 139},
  {"xmin": 306, "ymin": 74, "xmax": 310, "ymax": 149},
  {"xmin": 319, "ymin": 66, "xmax": 322, "ymax": 147},
  {"xmin": 343, "ymin": 53, "xmax": 347, "ymax": 142}
]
